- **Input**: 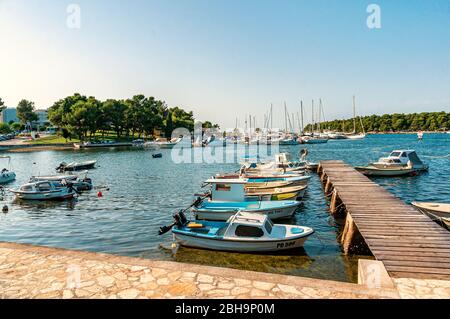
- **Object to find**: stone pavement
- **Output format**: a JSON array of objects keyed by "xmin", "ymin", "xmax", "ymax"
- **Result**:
[{"xmin": 0, "ymin": 242, "xmax": 448, "ymax": 299}]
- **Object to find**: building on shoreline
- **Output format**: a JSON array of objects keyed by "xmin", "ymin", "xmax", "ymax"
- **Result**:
[{"xmin": 0, "ymin": 107, "xmax": 19, "ymax": 124}]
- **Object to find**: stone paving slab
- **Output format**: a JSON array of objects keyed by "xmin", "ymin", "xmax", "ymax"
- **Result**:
[{"xmin": 0, "ymin": 242, "xmax": 440, "ymax": 299}]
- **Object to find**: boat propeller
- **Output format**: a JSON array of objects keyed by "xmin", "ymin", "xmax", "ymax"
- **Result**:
[{"xmin": 158, "ymin": 194, "xmax": 208, "ymax": 235}]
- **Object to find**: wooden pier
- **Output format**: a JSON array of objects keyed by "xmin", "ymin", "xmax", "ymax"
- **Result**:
[{"xmin": 318, "ymin": 160, "xmax": 450, "ymax": 280}]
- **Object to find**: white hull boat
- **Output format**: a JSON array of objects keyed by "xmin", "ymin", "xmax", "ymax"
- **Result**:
[
  {"xmin": 160, "ymin": 211, "xmax": 314, "ymax": 252},
  {"xmin": 412, "ymin": 202, "xmax": 450, "ymax": 230},
  {"xmin": 9, "ymin": 181, "xmax": 76, "ymax": 200},
  {"xmin": 193, "ymin": 200, "xmax": 300, "ymax": 221},
  {"xmin": 355, "ymin": 150, "xmax": 428, "ymax": 177},
  {"xmin": 0, "ymin": 156, "xmax": 16, "ymax": 184}
]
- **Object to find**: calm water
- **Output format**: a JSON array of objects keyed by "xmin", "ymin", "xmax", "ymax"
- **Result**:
[{"xmin": 0, "ymin": 134, "xmax": 449, "ymax": 283}]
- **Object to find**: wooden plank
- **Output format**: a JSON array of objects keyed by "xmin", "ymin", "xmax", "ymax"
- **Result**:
[
  {"xmin": 382, "ymin": 260, "xmax": 450, "ymax": 269},
  {"xmin": 384, "ymin": 266, "xmax": 450, "ymax": 275},
  {"xmin": 374, "ymin": 254, "xmax": 450, "ymax": 264}
]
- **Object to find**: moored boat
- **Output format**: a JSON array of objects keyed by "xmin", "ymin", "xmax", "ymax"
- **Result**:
[
  {"xmin": 56, "ymin": 160, "xmax": 97, "ymax": 172},
  {"xmin": 30, "ymin": 171, "xmax": 93, "ymax": 191},
  {"xmin": 355, "ymin": 150, "xmax": 428, "ymax": 176},
  {"xmin": 0, "ymin": 156, "xmax": 16, "ymax": 184},
  {"xmin": 159, "ymin": 210, "xmax": 314, "ymax": 252},
  {"xmin": 193, "ymin": 178, "xmax": 301, "ymax": 221},
  {"xmin": 412, "ymin": 202, "xmax": 450, "ymax": 230},
  {"xmin": 8, "ymin": 181, "xmax": 77, "ymax": 200}
]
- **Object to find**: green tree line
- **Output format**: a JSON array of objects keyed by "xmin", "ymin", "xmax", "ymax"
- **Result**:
[
  {"xmin": 305, "ymin": 112, "xmax": 450, "ymax": 133},
  {"xmin": 47, "ymin": 93, "xmax": 218, "ymax": 140}
]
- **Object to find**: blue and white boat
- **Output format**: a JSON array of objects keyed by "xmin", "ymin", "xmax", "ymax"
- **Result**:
[
  {"xmin": 193, "ymin": 179, "xmax": 301, "ymax": 221},
  {"xmin": 160, "ymin": 210, "xmax": 314, "ymax": 252}
]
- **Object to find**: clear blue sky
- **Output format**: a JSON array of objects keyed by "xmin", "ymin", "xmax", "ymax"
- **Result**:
[{"xmin": 1, "ymin": 0, "xmax": 449, "ymax": 128}]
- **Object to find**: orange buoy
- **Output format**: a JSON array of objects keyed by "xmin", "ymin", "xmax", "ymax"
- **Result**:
[{"xmin": 97, "ymin": 191, "xmax": 103, "ymax": 197}]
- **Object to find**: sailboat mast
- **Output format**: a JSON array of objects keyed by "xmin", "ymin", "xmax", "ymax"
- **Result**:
[
  {"xmin": 353, "ymin": 95, "xmax": 356, "ymax": 133},
  {"xmin": 284, "ymin": 102, "xmax": 288, "ymax": 133},
  {"xmin": 300, "ymin": 100, "xmax": 304, "ymax": 135},
  {"xmin": 311, "ymin": 100, "xmax": 314, "ymax": 135}
]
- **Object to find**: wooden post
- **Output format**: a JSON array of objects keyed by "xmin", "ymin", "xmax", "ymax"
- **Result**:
[
  {"xmin": 330, "ymin": 189, "xmax": 339, "ymax": 214},
  {"xmin": 324, "ymin": 178, "xmax": 332, "ymax": 195}
]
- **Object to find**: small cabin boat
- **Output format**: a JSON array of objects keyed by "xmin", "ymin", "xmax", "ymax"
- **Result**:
[
  {"xmin": 355, "ymin": 150, "xmax": 428, "ymax": 176},
  {"xmin": 0, "ymin": 156, "xmax": 16, "ymax": 184},
  {"xmin": 412, "ymin": 202, "xmax": 450, "ymax": 231},
  {"xmin": 160, "ymin": 210, "xmax": 314, "ymax": 252},
  {"xmin": 152, "ymin": 153, "xmax": 163, "ymax": 158},
  {"xmin": 56, "ymin": 160, "xmax": 97, "ymax": 172},
  {"xmin": 30, "ymin": 171, "xmax": 92, "ymax": 191},
  {"xmin": 193, "ymin": 179, "xmax": 301, "ymax": 221},
  {"xmin": 8, "ymin": 181, "xmax": 76, "ymax": 200}
]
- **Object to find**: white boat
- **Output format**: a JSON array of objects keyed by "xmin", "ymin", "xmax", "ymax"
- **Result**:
[
  {"xmin": 56, "ymin": 160, "xmax": 97, "ymax": 172},
  {"xmin": 145, "ymin": 137, "xmax": 182, "ymax": 149},
  {"xmin": 193, "ymin": 178, "xmax": 301, "ymax": 221},
  {"xmin": 355, "ymin": 150, "xmax": 428, "ymax": 176},
  {"xmin": 30, "ymin": 171, "xmax": 93, "ymax": 191},
  {"xmin": 417, "ymin": 131, "xmax": 424, "ymax": 140},
  {"xmin": 412, "ymin": 202, "xmax": 450, "ymax": 230},
  {"xmin": 345, "ymin": 96, "xmax": 366, "ymax": 140},
  {"xmin": 8, "ymin": 181, "xmax": 76, "ymax": 200},
  {"xmin": 0, "ymin": 156, "xmax": 16, "ymax": 184},
  {"xmin": 160, "ymin": 210, "xmax": 314, "ymax": 252},
  {"xmin": 301, "ymin": 136, "xmax": 328, "ymax": 144}
]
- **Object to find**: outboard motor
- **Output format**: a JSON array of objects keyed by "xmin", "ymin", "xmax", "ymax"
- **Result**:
[{"xmin": 173, "ymin": 210, "xmax": 188, "ymax": 227}]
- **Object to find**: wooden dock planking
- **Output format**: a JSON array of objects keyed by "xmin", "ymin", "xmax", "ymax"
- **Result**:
[{"xmin": 318, "ymin": 160, "xmax": 450, "ymax": 280}]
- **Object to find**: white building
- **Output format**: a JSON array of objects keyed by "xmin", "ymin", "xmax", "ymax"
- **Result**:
[{"xmin": 35, "ymin": 109, "xmax": 50, "ymax": 126}]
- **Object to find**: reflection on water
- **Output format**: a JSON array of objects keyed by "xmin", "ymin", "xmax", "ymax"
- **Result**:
[{"xmin": 0, "ymin": 133, "xmax": 448, "ymax": 283}]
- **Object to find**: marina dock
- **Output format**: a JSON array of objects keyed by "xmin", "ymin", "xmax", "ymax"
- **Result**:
[{"xmin": 318, "ymin": 160, "xmax": 450, "ymax": 280}]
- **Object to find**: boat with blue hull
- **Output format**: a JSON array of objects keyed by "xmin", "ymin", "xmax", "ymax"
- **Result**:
[
  {"xmin": 159, "ymin": 211, "xmax": 314, "ymax": 252},
  {"xmin": 193, "ymin": 179, "xmax": 301, "ymax": 221}
]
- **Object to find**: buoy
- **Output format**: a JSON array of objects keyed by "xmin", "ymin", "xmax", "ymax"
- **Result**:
[
  {"xmin": 2, "ymin": 205, "xmax": 8, "ymax": 213},
  {"xmin": 97, "ymin": 191, "xmax": 103, "ymax": 197},
  {"xmin": 171, "ymin": 242, "xmax": 177, "ymax": 249}
]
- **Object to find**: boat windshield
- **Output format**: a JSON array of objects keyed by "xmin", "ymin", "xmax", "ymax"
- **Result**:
[
  {"xmin": 20, "ymin": 185, "xmax": 33, "ymax": 191},
  {"xmin": 264, "ymin": 219, "xmax": 273, "ymax": 234},
  {"xmin": 235, "ymin": 225, "xmax": 264, "ymax": 238},
  {"xmin": 390, "ymin": 152, "xmax": 401, "ymax": 157}
]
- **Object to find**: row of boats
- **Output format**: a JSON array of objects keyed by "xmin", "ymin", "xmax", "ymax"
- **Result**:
[
  {"xmin": 159, "ymin": 152, "xmax": 319, "ymax": 252},
  {"xmin": 0, "ymin": 157, "xmax": 97, "ymax": 200}
]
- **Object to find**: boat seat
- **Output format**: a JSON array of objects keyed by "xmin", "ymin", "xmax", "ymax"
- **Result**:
[{"xmin": 208, "ymin": 227, "xmax": 220, "ymax": 236}]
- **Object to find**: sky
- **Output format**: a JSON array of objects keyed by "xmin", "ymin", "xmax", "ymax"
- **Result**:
[{"xmin": 1, "ymin": 0, "xmax": 450, "ymax": 129}]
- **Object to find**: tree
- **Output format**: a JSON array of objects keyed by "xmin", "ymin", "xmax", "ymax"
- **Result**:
[
  {"xmin": 10, "ymin": 122, "xmax": 23, "ymax": 132},
  {"xmin": 17, "ymin": 99, "xmax": 38, "ymax": 125},
  {"xmin": 0, "ymin": 123, "xmax": 11, "ymax": 134},
  {"xmin": 102, "ymin": 99, "xmax": 127, "ymax": 138},
  {"xmin": 0, "ymin": 97, "xmax": 5, "ymax": 114}
]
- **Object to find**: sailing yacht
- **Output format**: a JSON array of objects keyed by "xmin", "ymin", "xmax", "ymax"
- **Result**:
[{"xmin": 345, "ymin": 96, "xmax": 366, "ymax": 140}]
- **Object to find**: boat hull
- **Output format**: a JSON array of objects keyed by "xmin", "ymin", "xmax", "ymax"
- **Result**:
[
  {"xmin": 193, "ymin": 204, "xmax": 299, "ymax": 221},
  {"xmin": 12, "ymin": 190, "xmax": 75, "ymax": 200},
  {"xmin": 412, "ymin": 202, "xmax": 450, "ymax": 231},
  {"xmin": 355, "ymin": 166, "xmax": 419, "ymax": 176},
  {"xmin": 173, "ymin": 233, "xmax": 310, "ymax": 252}
]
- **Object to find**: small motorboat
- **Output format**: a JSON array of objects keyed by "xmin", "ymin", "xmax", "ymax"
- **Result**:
[
  {"xmin": 417, "ymin": 131, "xmax": 424, "ymax": 140},
  {"xmin": 159, "ymin": 210, "xmax": 314, "ymax": 252},
  {"xmin": 355, "ymin": 150, "xmax": 429, "ymax": 176},
  {"xmin": 152, "ymin": 153, "xmax": 163, "ymax": 158},
  {"xmin": 30, "ymin": 171, "xmax": 93, "ymax": 191},
  {"xmin": 193, "ymin": 179, "xmax": 301, "ymax": 221},
  {"xmin": 8, "ymin": 181, "xmax": 77, "ymax": 200},
  {"xmin": 412, "ymin": 202, "xmax": 450, "ymax": 230},
  {"xmin": 145, "ymin": 137, "xmax": 182, "ymax": 149},
  {"xmin": 0, "ymin": 156, "xmax": 16, "ymax": 184},
  {"xmin": 56, "ymin": 160, "xmax": 97, "ymax": 172}
]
